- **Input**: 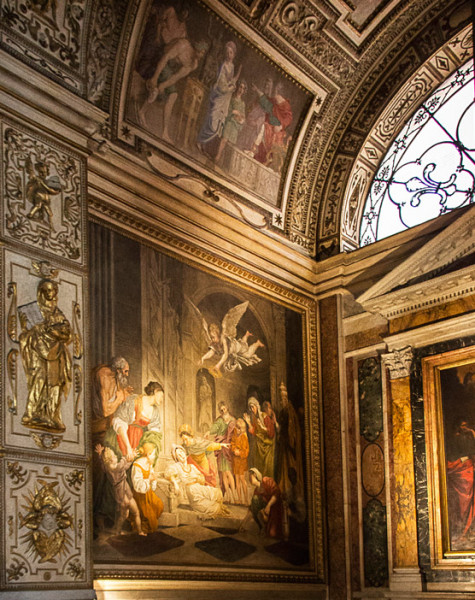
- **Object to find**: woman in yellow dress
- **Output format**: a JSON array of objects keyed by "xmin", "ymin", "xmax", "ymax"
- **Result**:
[{"xmin": 131, "ymin": 442, "xmax": 164, "ymax": 534}]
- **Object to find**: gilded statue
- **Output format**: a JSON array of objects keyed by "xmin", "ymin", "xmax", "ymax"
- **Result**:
[{"xmin": 19, "ymin": 279, "xmax": 72, "ymax": 433}]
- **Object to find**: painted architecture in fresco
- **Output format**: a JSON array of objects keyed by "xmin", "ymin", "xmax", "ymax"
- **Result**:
[
  {"xmin": 125, "ymin": 0, "xmax": 310, "ymax": 207},
  {"xmin": 90, "ymin": 223, "xmax": 309, "ymax": 570}
]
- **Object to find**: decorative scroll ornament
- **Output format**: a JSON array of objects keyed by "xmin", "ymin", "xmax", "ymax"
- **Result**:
[
  {"xmin": 8, "ymin": 516, "xmax": 14, "ymax": 537},
  {"xmin": 279, "ymin": 1, "xmax": 326, "ymax": 46},
  {"xmin": 7, "ymin": 349, "xmax": 19, "ymax": 415},
  {"xmin": 66, "ymin": 559, "xmax": 85, "ymax": 580},
  {"xmin": 87, "ymin": 0, "xmax": 117, "ymax": 105},
  {"xmin": 65, "ymin": 469, "xmax": 84, "ymax": 491},
  {"xmin": 249, "ymin": 0, "xmax": 274, "ymax": 24},
  {"xmin": 19, "ymin": 480, "xmax": 73, "ymax": 563},
  {"xmin": 72, "ymin": 302, "xmax": 83, "ymax": 359},
  {"xmin": 6, "ymin": 558, "xmax": 27, "ymax": 582},
  {"xmin": 73, "ymin": 364, "xmax": 83, "ymax": 425},
  {"xmin": 7, "ymin": 461, "xmax": 27, "ymax": 485},
  {"xmin": 273, "ymin": 1, "xmax": 351, "ymax": 82},
  {"xmin": 382, "ymin": 346, "xmax": 413, "ymax": 379},
  {"xmin": 3, "ymin": 127, "xmax": 82, "ymax": 261},
  {"xmin": 77, "ymin": 519, "xmax": 83, "ymax": 541},
  {"xmin": 7, "ymin": 282, "xmax": 18, "ymax": 342}
]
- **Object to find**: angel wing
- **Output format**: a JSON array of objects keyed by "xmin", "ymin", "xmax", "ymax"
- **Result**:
[
  {"xmin": 221, "ymin": 301, "xmax": 249, "ymax": 339},
  {"xmin": 185, "ymin": 297, "xmax": 211, "ymax": 343}
]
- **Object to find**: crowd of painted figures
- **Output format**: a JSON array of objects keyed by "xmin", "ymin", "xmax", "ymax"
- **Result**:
[
  {"xmin": 134, "ymin": 4, "xmax": 294, "ymax": 174},
  {"xmin": 92, "ymin": 356, "xmax": 307, "ymax": 542}
]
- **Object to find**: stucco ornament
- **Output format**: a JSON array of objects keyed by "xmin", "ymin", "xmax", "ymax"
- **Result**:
[{"xmin": 19, "ymin": 480, "xmax": 73, "ymax": 563}]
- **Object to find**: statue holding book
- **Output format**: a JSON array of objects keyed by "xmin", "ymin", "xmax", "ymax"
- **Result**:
[{"xmin": 19, "ymin": 279, "xmax": 72, "ymax": 432}]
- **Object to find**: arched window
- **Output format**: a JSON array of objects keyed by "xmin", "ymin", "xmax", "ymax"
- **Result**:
[{"xmin": 360, "ymin": 59, "xmax": 474, "ymax": 246}]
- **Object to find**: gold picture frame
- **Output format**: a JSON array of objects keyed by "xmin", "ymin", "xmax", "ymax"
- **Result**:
[
  {"xmin": 89, "ymin": 219, "xmax": 323, "ymax": 585},
  {"xmin": 423, "ymin": 346, "xmax": 475, "ymax": 568}
]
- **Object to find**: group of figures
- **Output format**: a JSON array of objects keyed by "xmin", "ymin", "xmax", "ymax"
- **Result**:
[
  {"xmin": 132, "ymin": 2, "xmax": 294, "ymax": 175},
  {"xmin": 92, "ymin": 356, "xmax": 306, "ymax": 543}
]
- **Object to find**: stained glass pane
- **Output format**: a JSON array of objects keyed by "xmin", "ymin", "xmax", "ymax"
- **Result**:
[{"xmin": 360, "ymin": 59, "xmax": 475, "ymax": 246}]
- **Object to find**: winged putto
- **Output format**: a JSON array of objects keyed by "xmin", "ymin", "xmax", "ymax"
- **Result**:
[{"xmin": 187, "ymin": 299, "xmax": 265, "ymax": 377}]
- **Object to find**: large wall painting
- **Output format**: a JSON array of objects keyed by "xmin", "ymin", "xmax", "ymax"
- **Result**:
[
  {"xmin": 122, "ymin": 0, "xmax": 311, "ymax": 209},
  {"xmin": 90, "ymin": 222, "xmax": 316, "ymax": 580},
  {"xmin": 423, "ymin": 346, "xmax": 475, "ymax": 567}
]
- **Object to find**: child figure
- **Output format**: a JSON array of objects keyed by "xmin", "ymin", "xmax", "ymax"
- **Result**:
[
  {"xmin": 95, "ymin": 444, "xmax": 145, "ymax": 536},
  {"xmin": 230, "ymin": 417, "xmax": 250, "ymax": 504}
]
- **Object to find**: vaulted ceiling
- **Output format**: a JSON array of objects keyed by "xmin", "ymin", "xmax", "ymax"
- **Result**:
[{"xmin": 1, "ymin": 0, "xmax": 471, "ymax": 257}]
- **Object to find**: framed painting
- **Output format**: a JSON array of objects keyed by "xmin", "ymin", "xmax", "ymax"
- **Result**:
[
  {"xmin": 119, "ymin": 0, "xmax": 312, "ymax": 210},
  {"xmin": 90, "ymin": 221, "xmax": 321, "ymax": 584},
  {"xmin": 423, "ymin": 345, "xmax": 475, "ymax": 567}
]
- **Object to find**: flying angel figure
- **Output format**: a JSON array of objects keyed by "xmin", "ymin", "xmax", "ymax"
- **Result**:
[{"xmin": 187, "ymin": 299, "xmax": 265, "ymax": 377}]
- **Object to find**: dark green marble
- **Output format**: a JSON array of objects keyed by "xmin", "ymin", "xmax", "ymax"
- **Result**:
[
  {"xmin": 358, "ymin": 357, "xmax": 383, "ymax": 442},
  {"xmin": 363, "ymin": 498, "xmax": 388, "ymax": 587}
]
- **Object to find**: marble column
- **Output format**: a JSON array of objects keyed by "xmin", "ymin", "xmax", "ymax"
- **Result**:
[
  {"xmin": 319, "ymin": 295, "xmax": 348, "ymax": 599},
  {"xmin": 382, "ymin": 346, "xmax": 422, "ymax": 591}
]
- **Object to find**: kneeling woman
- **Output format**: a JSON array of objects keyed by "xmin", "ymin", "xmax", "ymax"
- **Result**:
[
  {"xmin": 166, "ymin": 445, "xmax": 229, "ymax": 519},
  {"xmin": 131, "ymin": 442, "xmax": 164, "ymax": 533}
]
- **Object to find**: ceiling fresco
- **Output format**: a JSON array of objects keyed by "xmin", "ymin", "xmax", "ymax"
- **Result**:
[{"xmin": 0, "ymin": 0, "xmax": 471, "ymax": 257}]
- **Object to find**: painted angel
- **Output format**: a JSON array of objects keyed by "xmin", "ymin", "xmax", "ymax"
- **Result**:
[{"xmin": 187, "ymin": 299, "xmax": 265, "ymax": 376}]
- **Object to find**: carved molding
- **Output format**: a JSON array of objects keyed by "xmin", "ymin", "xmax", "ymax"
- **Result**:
[
  {"xmin": 382, "ymin": 346, "xmax": 413, "ymax": 379},
  {"xmin": 358, "ymin": 204, "xmax": 475, "ymax": 318},
  {"xmin": 362, "ymin": 268, "xmax": 475, "ymax": 320}
]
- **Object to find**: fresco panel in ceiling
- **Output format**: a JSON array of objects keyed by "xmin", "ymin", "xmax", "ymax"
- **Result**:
[{"xmin": 119, "ymin": 0, "xmax": 312, "ymax": 216}]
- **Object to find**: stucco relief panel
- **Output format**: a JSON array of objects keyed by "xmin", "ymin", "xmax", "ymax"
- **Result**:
[
  {"xmin": 1, "ymin": 119, "xmax": 86, "ymax": 265},
  {"xmin": 3, "ymin": 248, "xmax": 85, "ymax": 456},
  {"xmin": 270, "ymin": 0, "xmax": 353, "ymax": 84},
  {"xmin": 320, "ymin": 155, "xmax": 353, "ymax": 240},
  {"xmin": 1, "ymin": 457, "xmax": 88, "ymax": 588},
  {"xmin": 0, "ymin": 0, "xmax": 90, "ymax": 93}
]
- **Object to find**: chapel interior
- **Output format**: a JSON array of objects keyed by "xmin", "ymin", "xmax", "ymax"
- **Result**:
[{"xmin": 0, "ymin": 0, "xmax": 474, "ymax": 599}]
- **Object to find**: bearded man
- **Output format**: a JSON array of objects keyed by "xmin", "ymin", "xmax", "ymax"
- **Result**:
[
  {"xmin": 92, "ymin": 356, "xmax": 133, "ymax": 533},
  {"xmin": 92, "ymin": 356, "xmax": 133, "ymax": 439}
]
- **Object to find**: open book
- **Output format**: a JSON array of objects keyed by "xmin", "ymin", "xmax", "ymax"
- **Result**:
[{"xmin": 18, "ymin": 301, "xmax": 43, "ymax": 329}]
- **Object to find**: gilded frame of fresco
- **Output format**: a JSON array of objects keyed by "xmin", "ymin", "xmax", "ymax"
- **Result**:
[
  {"xmin": 423, "ymin": 346, "xmax": 475, "ymax": 568},
  {"xmin": 89, "ymin": 212, "xmax": 323, "ymax": 585}
]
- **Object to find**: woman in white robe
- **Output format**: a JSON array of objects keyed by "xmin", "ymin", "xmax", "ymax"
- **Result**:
[{"xmin": 166, "ymin": 445, "xmax": 229, "ymax": 518}]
